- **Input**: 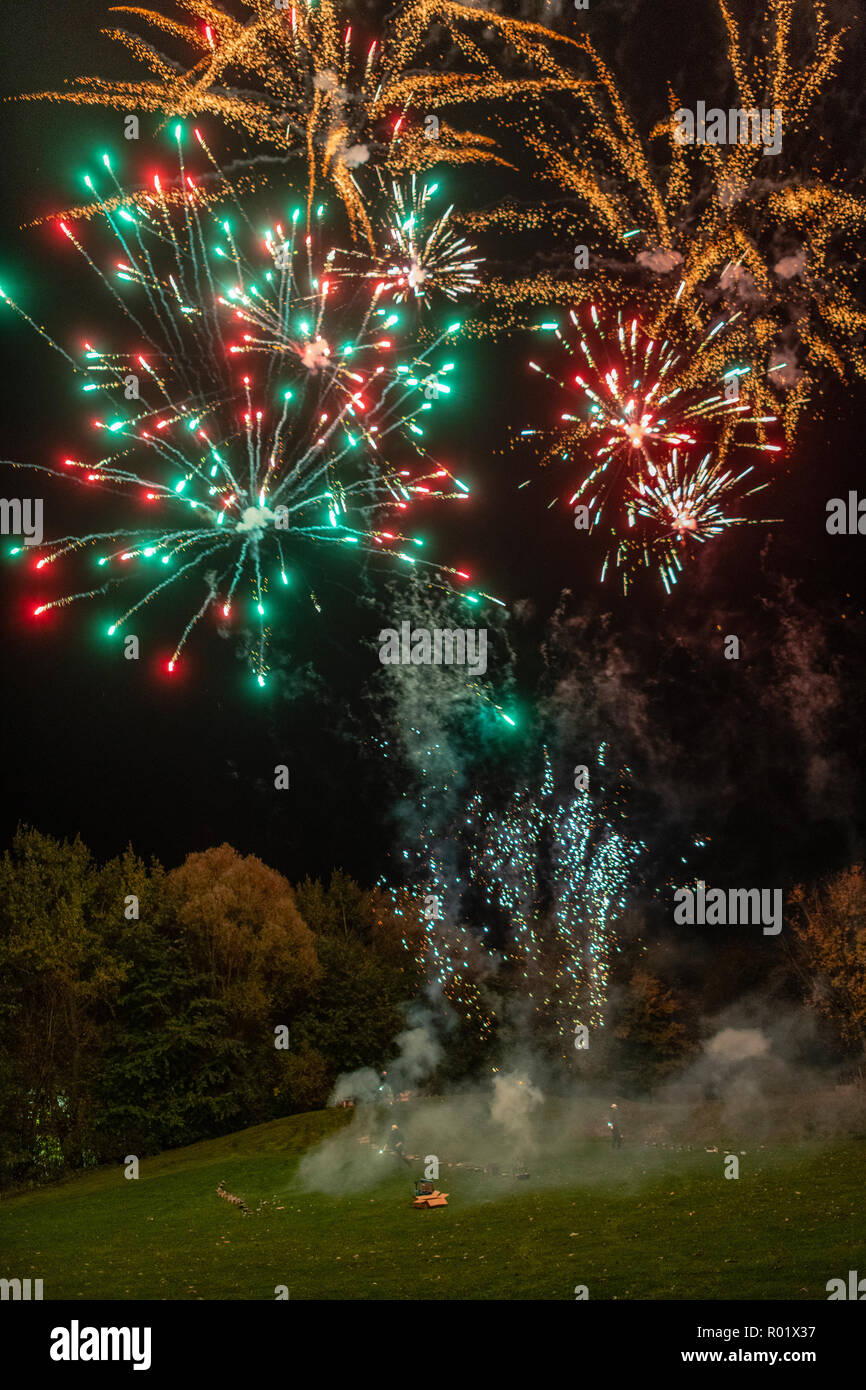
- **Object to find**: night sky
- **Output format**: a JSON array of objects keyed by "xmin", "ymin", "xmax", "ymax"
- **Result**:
[{"xmin": 1, "ymin": 0, "xmax": 865, "ymax": 915}]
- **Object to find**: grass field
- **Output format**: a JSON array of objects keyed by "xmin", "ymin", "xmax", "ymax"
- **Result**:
[{"xmin": 1, "ymin": 1105, "xmax": 862, "ymax": 1300}]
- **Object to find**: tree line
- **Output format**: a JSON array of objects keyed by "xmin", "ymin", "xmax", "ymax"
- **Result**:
[
  {"xmin": 1, "ymin": 825, "xmax": 862, "ymax": 1189},
  {"xmin": 0, "ymin": 829, "xmax": 420, "ymax": 1188}
]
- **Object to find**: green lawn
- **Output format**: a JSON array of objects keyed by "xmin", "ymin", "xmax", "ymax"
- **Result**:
[{"xmin": 1, "ymin": 1107, "xmax": 862, "ymax": 1299}]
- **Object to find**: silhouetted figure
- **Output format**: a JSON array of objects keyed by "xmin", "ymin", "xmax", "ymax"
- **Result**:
[
  {"xmin": 608, "ymin": 1104, "xmax": 623, "ymax": 1150},
  {"xmin": 390, "ymin": 1123, "xmax": 411, "ymax": 1166}
]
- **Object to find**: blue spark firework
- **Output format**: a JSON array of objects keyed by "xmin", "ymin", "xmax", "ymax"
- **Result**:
[{"xmin": 384, "ymin": 741, "xmax": 651, "ymax": 1046}]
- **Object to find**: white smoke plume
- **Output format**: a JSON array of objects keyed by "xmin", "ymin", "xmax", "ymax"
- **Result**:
[
  {"xmin": 329, "ymin": 996, "xmax": 447, "ymax": 1108},
  {"xmin": 491, "ymin": 1072, "xmax": 544, "ymax": 1151},
  {"xmin": 636, "ymin": 247, "xmax": 683, "ymax": 274}
]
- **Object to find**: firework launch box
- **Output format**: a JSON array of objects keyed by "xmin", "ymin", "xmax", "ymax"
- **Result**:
[{"xmin": 412, "ymin": 1180, "xmax": 448, "ymax": 1209}]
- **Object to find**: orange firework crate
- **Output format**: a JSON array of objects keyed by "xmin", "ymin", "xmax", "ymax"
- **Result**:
[{"xmin": 412, "ymin": 1187, "xmax": 448, "ymax": 1208}]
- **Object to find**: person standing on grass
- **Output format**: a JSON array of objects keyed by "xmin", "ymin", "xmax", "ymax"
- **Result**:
[
  {"xmin": 608, "ymin": 1104, "xmax": 623, "ymax": 1150},
  {"xmin": 390, "ymin": 1122, "xmax": 411, "ymax": 1166}
]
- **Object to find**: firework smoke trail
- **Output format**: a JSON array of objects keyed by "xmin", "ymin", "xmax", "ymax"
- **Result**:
[
  {"xmin": 369, "ymin": 587, "xmax": 520, "ymax": 1038},
  {"xmin": 385, "ymin": 734, "xmax": 498, "ymax": 1042},
  {"xmin": 334, "ymin": 172, "xmax": 482, "ymax": 312},
  {"xmin": 2, "ymin": 130, "xmax": 497, "ymax": 684}
]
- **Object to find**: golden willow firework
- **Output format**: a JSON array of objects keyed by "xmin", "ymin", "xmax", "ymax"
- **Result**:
[
  {"xmin": 518, "ymin": 0, "xmax": 866, "ymax": 433},
  {"xmin": 23, "ymin": 0, "xmax": 597, "ymax": 245},
  {"xmin": 2, "ymin": 132, "xmax": 493, "ymax": 684}
]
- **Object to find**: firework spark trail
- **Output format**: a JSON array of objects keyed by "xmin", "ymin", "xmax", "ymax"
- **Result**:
[
  {"xmin": 464, "ymin": 747, "xmax": 648, "ymax": 1041},
  {"xmin": 3, "ymin": 134, "xmax": 500, "ymax": 683},
  {"xmin": 521, "ymin": 301, "xmax": 783, "ymax": 591},
  {"xmin": 383, "ymin": 739, "xmax": 651, "ymax": 1047},
  {"xmin": 22, "ymin": 0, "xmax": 597, "ymax": 241},
  {"xmin": 527, "ymin": 302, "xmax": 782, "ymax": 526},
  {"xmin": 514, "ymin": 0, "xmax": 866, "ymax": 426},
  {"xmin": 603, "ymin": 446, "xmax": 782, "ymax": 596},
  {"xmin": 334, "ymin": 171, "xmax": 482, "ymax": 312},
  {"xmin": 23, "ymin": 0, "xmax": 866, "ymax": 395}
]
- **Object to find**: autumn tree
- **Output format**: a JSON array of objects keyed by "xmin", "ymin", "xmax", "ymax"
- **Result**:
[
  {"xmin": 167, "ymin": 844, "xmax": 320, "ymax": 1034},
  {"xmin": 294, "ymin": 870, "xmax": 420, "ymax": 970},
  {"xmin": 0, "ymin": 828, "xmax": 127, "ymax": 1180},
  {"xmin": 787, "ymin": 865, "xmax": 866, "ymax": 1056},
  {"xmin": 608, "ymin": 969, "xmax": 698, "ymax": 1093}
]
